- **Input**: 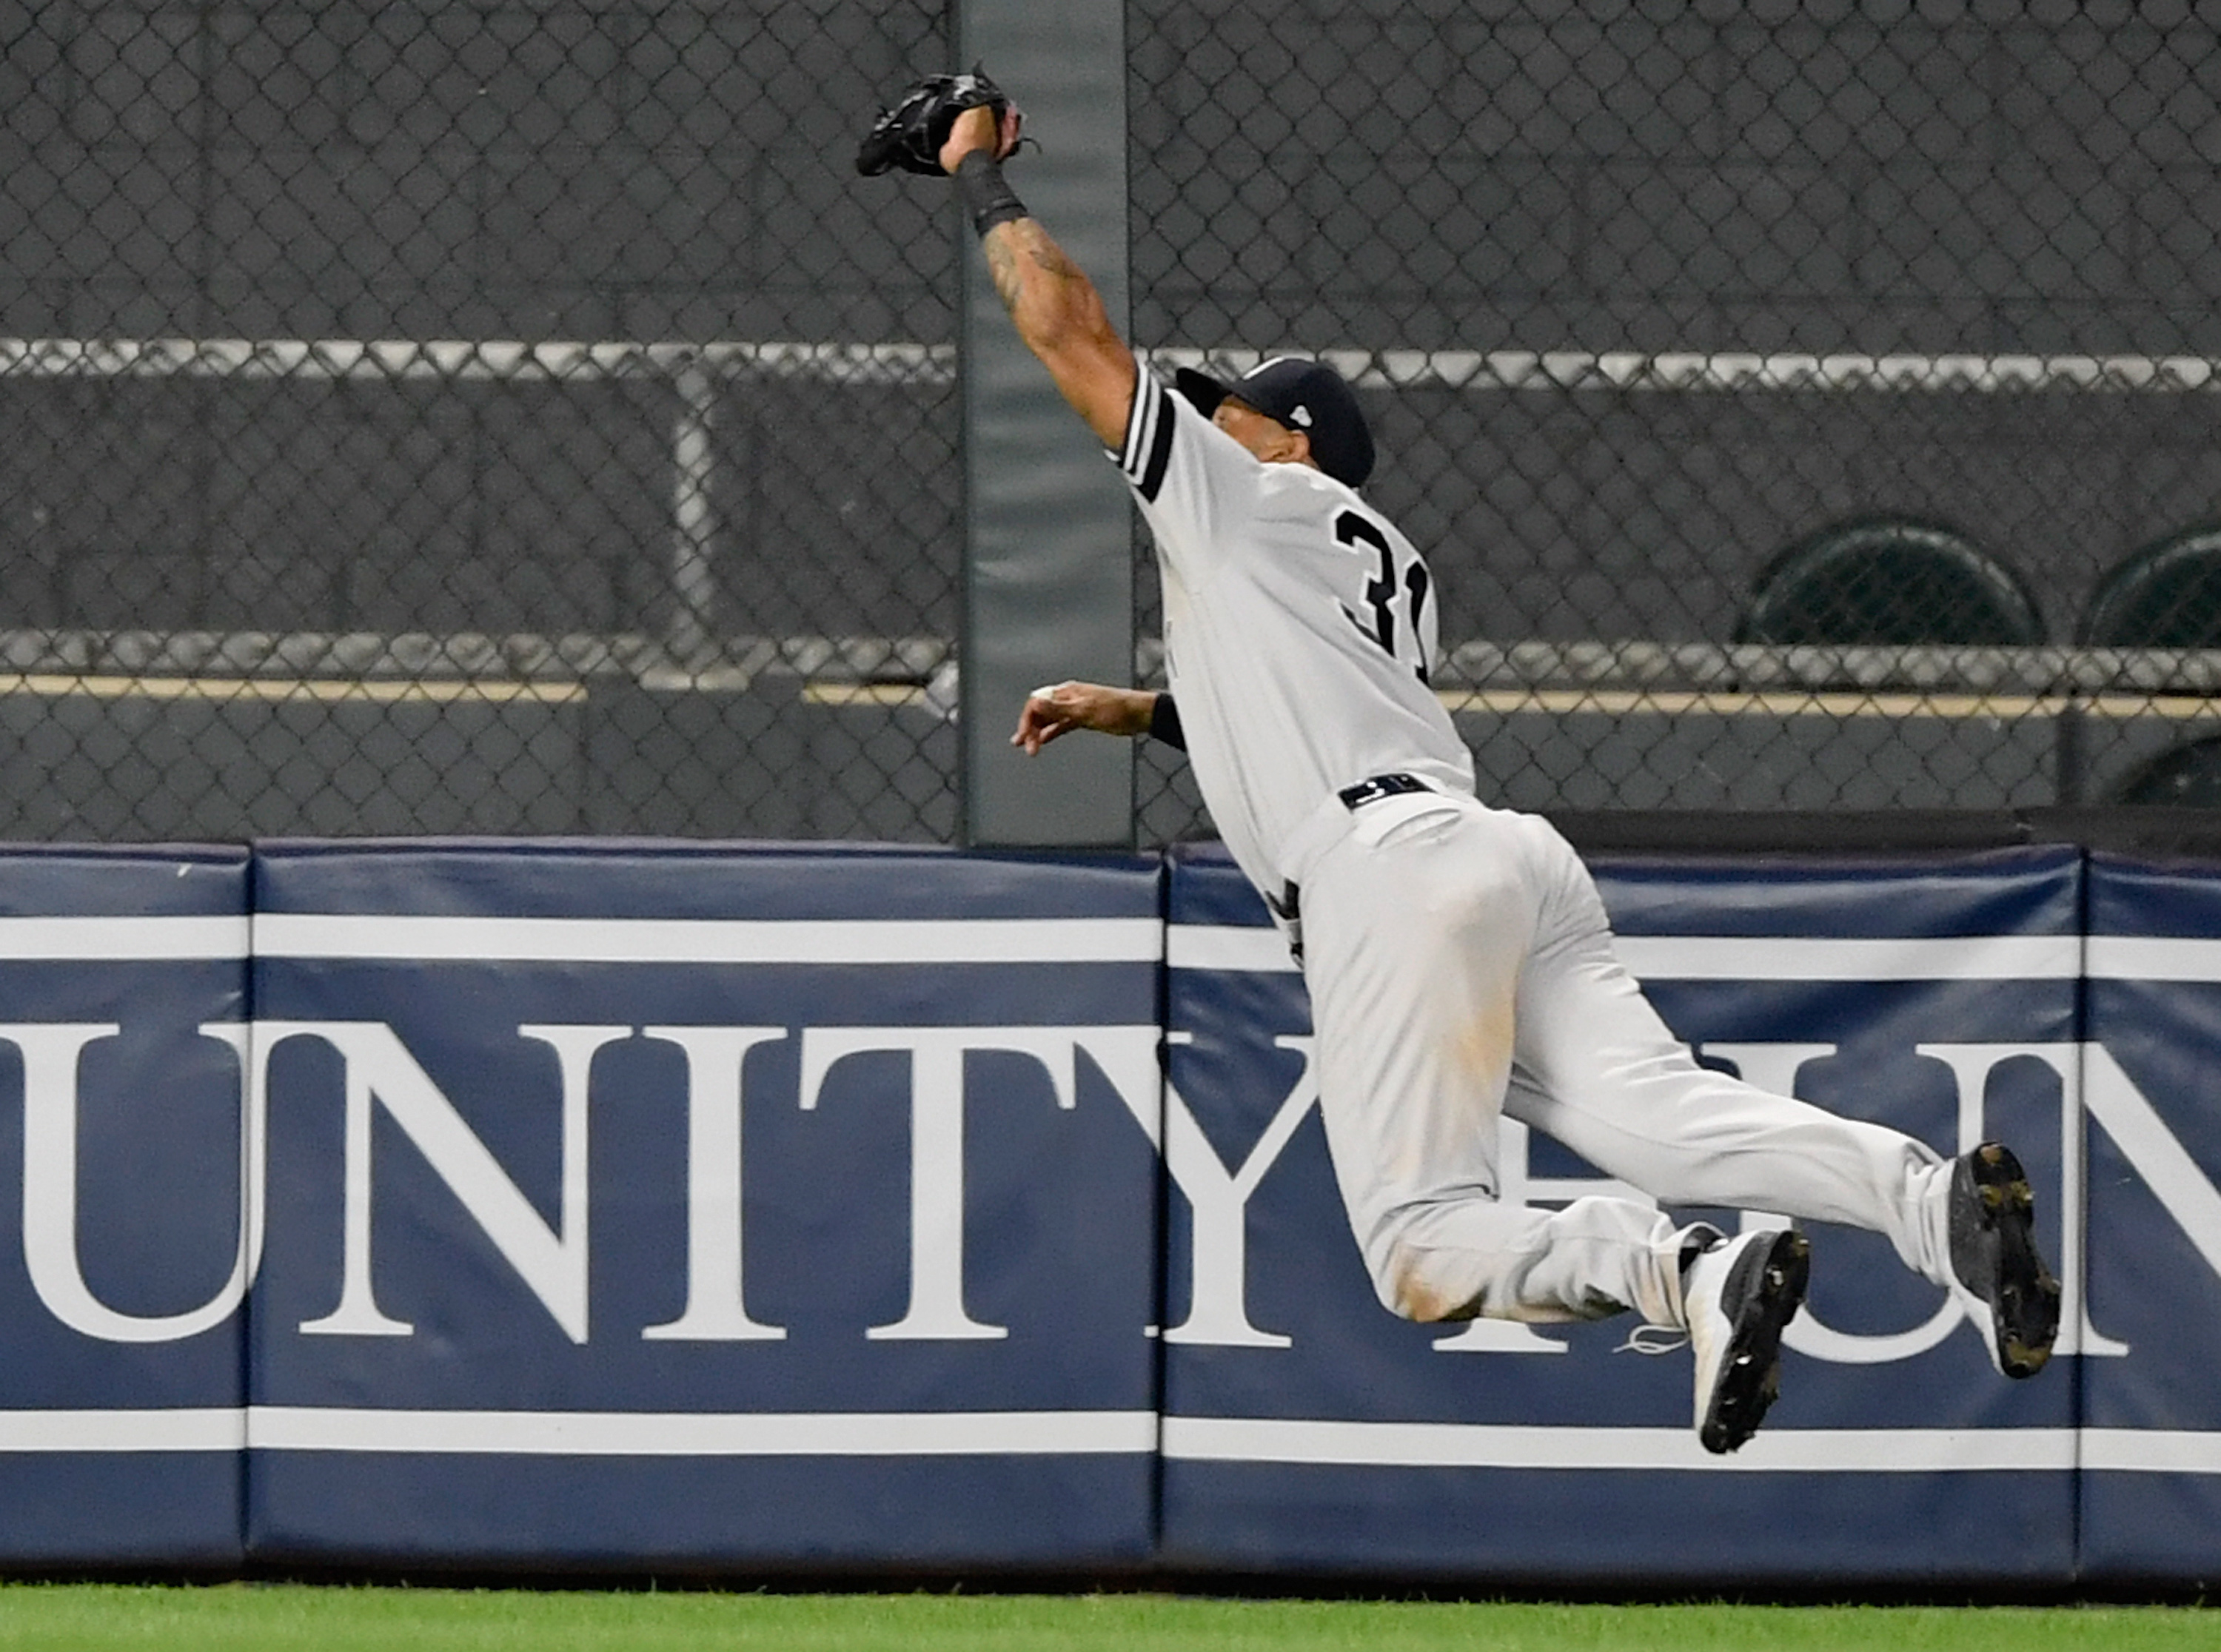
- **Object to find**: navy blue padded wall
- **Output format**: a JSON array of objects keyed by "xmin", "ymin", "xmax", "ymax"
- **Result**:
[
  {"xmin": 2080, "ymin": 856, "xmax": 2221, "ymax": 1586},
  {"xmin": 5, "ymin": 835, "xmax": 2216, "ymax": 1584},
  {"xmin": 246, "ymin": 840, "xmax": 1163, "ymax": 1572},
  {"xmin": 1157, "ymin": 842, "xmax": 2080, "ymax": 1587},
  {"xmin": 0, "ymin": 846, "xmax": 249, "ymax": 1565}
]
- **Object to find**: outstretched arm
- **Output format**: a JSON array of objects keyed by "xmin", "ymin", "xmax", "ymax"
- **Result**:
[
  {"xmin": 941, "ymin": 107, "xmax": 1137, "ymax": 451},
  {"xmin": 1013, "ymin": 681, "xmax": 1186, "ymax": 755},
  {"xmin": 1011, "ymin": 681, "xmax": 1157, "ymax": 755}
]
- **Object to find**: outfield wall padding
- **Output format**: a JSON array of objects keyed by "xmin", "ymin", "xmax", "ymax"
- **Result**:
[
  {"xmin": 1158, "ymin": 843, "xmax": 2080, "ymax": 1586},
  {"xmin": 0, "ymin": 836, "xmax": 2216, "ymax": 1585},
  {"xmin": 2080, "ymin": 855, "xmax": 2221, "ymax": 1588},
  {"xmin": 245, "ymin": 841, "xmax": 1164, "ymax": 1571},
  {"xmin": 0, "ymin": 846, "xmax": 249, "ymax": 1566}
]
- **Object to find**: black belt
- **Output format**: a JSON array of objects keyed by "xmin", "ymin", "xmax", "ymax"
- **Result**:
[
  {"xmin": 1338, "ymin": 771, "xmax": 1433, "ymax": 810},
  {"xmin": 1270, "ymin": 774, "xmax": 1434, "ymax": 967}
]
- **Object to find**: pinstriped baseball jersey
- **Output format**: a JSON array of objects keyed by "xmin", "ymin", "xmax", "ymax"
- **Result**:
[{"xmin": 1113, "ymin": 371, "xmax": 1475, "ymax": 896}]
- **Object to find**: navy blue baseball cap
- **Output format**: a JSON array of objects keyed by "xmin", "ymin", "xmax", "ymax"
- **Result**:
[{"xmin": 1174, "ymin": 355, "xmax": 1376, "ymax": 488}]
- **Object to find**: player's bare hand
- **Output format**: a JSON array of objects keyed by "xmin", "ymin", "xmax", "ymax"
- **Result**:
[
  {"xmin": 1011, "ymin": 681, "xmax": 1154, "ymax": 755},
  {"xmin": 939, "ymin": 101, "xmax": 1022, "ymax": 174}
]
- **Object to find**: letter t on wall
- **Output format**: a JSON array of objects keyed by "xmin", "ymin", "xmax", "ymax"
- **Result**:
[{"xmin": 800, "ymin": 1027, "xmax": 1082, "ymax": 1341}]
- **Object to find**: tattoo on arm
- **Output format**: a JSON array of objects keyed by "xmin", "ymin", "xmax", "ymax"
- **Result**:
[
  {"xmin": 984, "ymin": 221, "xmax": 1092, "ymax": 330},
  {"xmin": 978, "ymin": 218, "xmax": 1136, "ymax": 449},
  {"xmin": 985, "ymin": 232, "xmax": 1022, "ymax": 313}
]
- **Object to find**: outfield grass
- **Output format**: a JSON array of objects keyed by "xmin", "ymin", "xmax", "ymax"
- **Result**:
[{"xmin": 0, "ymin": 1587, "xmax": 2213, "ymax": 1652}]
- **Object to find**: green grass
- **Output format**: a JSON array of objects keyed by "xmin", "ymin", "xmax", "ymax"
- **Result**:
[{"xmin": 0, "ymin": 1588, "xmax": 2213, "ymax": 1652}]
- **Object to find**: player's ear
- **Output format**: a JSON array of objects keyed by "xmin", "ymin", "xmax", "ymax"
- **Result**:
[{"xmin": 1253, "ymin": 420, "xmax": 1304, "ymax": 466}]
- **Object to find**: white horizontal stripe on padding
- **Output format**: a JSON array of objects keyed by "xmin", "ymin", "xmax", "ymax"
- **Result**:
[
  {"xmin": 1160, "ymin": 1417, "xmax": 2077, "ymax": 1472},
  {"xmin": 2082, "ymin": 1430, "xmax": 2221, "ymax": 1474},
  {"xmin": 253, "ymin": 914, "xmax": 1162, "ymax": 966},
  {"xmin": 0, "ymin": 1409, "xmax": 245, "ymax": 1451},
  {"xmin": 245, "ymin": 1407, "xmax": 1159, "ymax": 1456},
  {"xmin": 0, "ymin": 916, "xmax": 249, "ymax": 961},
  {"xmin": 1612, "ymin": 935, "xmax": 2081, "ymax": 982},
  {"xmin": 1168, "ymin": 928, "xmax": 2081, "ymax": 982},
  {"xmin": 2085, "ymin": 937, "xmax": 2221, "ymax": 983},
  {"xmin": 1167, "ymin": 925, "xmax": 1298, "ymax": 973},
  {"xmin": 6, "ymin": 1411, "xmax": 2221, "ymax": 1473}
]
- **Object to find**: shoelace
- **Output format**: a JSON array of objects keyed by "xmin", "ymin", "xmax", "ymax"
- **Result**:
[{"xmin": 1613, "ymin": 1323, "xmax": 1689, "ymax": 1356}]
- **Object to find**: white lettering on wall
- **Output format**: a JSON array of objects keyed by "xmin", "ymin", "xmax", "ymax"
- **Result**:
[
  {"xmin": 1138, "ymin": 1032, "xmax": 1316, "ymax": 1349},
  {"xmin": 266, "ymin": 1020, "xmax": 623, "ymax": 1345},
  {"xmin": 637, "ymin": 1026, "xmax": 790, "ymax": 1342},
  {"xmin": 7, "ymin": 1021, "xmax": 261, "ymax": 1343},
  {"xmin": 5, "ymin": 1010, "xmax": 2218, "ymax": 1362},
  {"xmin": 798, "ymin": 1026, "xmax": 1128, "ymax": 1341}
]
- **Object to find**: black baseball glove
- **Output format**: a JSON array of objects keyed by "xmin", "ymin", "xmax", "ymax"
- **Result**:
[{"xmin": 856, "ymin": 67, "xmax": 1019, "ymax": 178}]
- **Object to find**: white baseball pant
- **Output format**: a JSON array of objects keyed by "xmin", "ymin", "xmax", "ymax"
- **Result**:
[{"xmin": 1291, "ymin": 790, "xmax": 1960, "ymax": 1329}]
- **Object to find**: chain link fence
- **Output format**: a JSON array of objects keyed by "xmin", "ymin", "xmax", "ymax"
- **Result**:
[
  {"xmin": 1131, "ymin": 1, "xmax": 2221, "ymax": 841},
  {"xmin": 1, "ymin": 0, "xmax": 959, "ymax": 841},
  {"xmin": 11, "ymin": 2, "xmax": 2221, "ymax": 844}
]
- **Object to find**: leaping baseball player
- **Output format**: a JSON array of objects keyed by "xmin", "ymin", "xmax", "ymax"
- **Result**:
[{"xmin": 860, "ymin": 72, "xmax": 2060, "ymax": 1453}]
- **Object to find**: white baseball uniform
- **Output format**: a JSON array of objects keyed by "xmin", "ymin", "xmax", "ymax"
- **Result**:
[{"xmin": 1114, "ymin": 370, "xmax": 1964, "ymax": 1328}]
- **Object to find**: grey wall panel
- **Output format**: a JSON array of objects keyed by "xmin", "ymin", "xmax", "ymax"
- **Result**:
[{"xmin": 959, "ymin": 0, "xmax": 1134, "ymax": 847}]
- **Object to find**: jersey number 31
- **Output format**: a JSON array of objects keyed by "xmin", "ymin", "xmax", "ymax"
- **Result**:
[{"xmin": 1336, "ymin": 510, "xmax": 1430, "ymax": 684}]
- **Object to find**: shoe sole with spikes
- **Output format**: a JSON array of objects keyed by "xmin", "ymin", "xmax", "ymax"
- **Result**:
[
  {"xmin": 1686, "ymin": 1227, "xmax": 1811, "ymax": 1456},
  {"xmin": 1949, "ymin": 1141, "xmax": 2062, "ymax": 1379}
]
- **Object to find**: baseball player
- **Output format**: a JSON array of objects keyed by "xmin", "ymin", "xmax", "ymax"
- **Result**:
[{"xmin": 860, "ymin": 73, "xmax": 2060, "ymax": 1453}]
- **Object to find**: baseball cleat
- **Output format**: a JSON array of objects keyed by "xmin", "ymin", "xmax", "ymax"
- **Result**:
[
  {"xmin": 1947, "ymin": 1141, "xmax": 2061, "ymax": 1379},
  {"xmin": 1684, "ymin": 1226, "xmax": 1810, "ymax": 1455}
]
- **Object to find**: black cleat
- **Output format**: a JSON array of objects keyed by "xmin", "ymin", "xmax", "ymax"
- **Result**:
[
  {"xmin": 1684, "ymin": 1226, "xmax": 1811, "ymax": 1455},
  {"xmin": 1948, "ymin": 1141, "xmax": 2062, "ymax": 1378}
]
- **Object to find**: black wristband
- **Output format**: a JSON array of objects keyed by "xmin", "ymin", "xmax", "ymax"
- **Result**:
[
  {"xmin": 1148, "ymin": 691, "xmax": 1185, "ymax": 752},
  {"xmin": 954, "ymin": 150, "xmax": 1028, "ymax": 237}
]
